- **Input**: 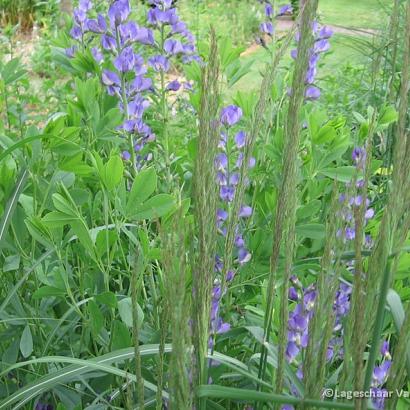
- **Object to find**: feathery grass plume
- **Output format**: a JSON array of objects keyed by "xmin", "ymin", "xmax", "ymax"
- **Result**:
[
  {"xmin": 131, "ymin": 247, "xmax": 145, "ymax": 409},
  {"xmin": 387, "ymin": 0, "xmax": 401, "ymax": 102},
  {"xmin": 160, "ymin": 210, "xmax": 191, "ymax": 410},
  {"xmin": 155, "ymin": 300, "xmax": 168, "ymax": 410},
  {"xmin": 338, "ymin": 136, "xmax": 375, "ymax": 405},
  {"xmin": 344, "ymin": 3, "xmax": 410, "ymax": 406},
  {"xmin": 364, "ymin": 0, "xmax": 410, "ymax": 344},
  {"xmin": 191, "ymin": 27, "xmax": 220, "ymax": 408},
  {"xmin": 257, "ymin": 0, "xmax": 319, "ymax": 395},
  {"xmin": 385, "ymin": 302, "xmax": 410, "ymax": 410},
  {"xmin": 304, "ymin": 184, "xmax": 343, "ymax": 401}
]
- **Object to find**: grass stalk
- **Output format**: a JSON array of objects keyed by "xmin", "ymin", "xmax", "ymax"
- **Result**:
[
  {"xmin": 161, "ymin": 210, "xmax": 191, "ymax": 409},
  {"xmin": 131, "ymin": 247, "xmax": 145, "ymax": 409},
  {"xmin": 191, "ymin": 27, "xmax": 220, "ymax": 410},
  {"xmin": 258, "ymin": 0, "xmax": 319, "ymax": 395},
  {"xmin": 304, "ymin": 185, "xmax": 342, "ymax": 403}
]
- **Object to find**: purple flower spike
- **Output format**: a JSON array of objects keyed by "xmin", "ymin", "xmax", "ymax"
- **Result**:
[
  {"xmin": 381, "ymin": 341, "xmax": 391, "ymax": 359},
  {"xmin": 319, "ymin": 26, "xmax": 334, "ymax": 39},
  {"xmin": 87, "ymin": 15, "xmax": 107, "ymax": 33},
  {"xmin": 128, "ymin": 96, "xmax": 150, "ymax": 118},
  {"xmin": 138, "ymin": 27, "xmax": 155, "ymax": 45},
  {"xmin": 314, "ymin": 39, "xmax": 330, "ymax": 53},
  {"xmin": 164, "ymin": 38, "xmax": 184, "ymax": 55},
  {"xmin": 305, "ymin": 66, "xmax": 317, "ymax": 84},
  {"xmin": 108, "ymin": 0, "xmax": 130, "ymax": 27},
  {"xmin": 91, "ymin": 47, "xmax": 103, "ymax": 63},
  {"xmin": 238, "ymin": 247, "xmax": 251, "ymax": 264},
  {"xmin": 220, "ymin": 186, "xmax": 235, "ymax": 202},
  {"xmin": 278, "ymin": 4, "xmax": 292, "ymax": 16},
  {"xmin": 114, "ymin": 46, "xmax": 138, "ymax": 73},
  {"xmin": 216, "ymin": 320, "xmax": 230, "ymax": 334},
  {"xmin": 73, "ymin": 9, "xmax": 87, "ymax": 25},
  {"xmin": 305, "ymin": 86, "xmax": 321, "ymax": 100},
  {"xmin": 265, "ymin": 3, "xmax": 273, "ymax": 18},
  {"xmin": 166, "ymin": 79, "xmax": 181, "ymax": 91},
  {"xmin": 235, "ymin": 234, "xmax": 245, "ymax": 248},
  {"xmin": 352, "ymin": 146, "xmax": 366, "ymax": 168},
  {"xmin": 102, "ymin": 70, "xmax": 120, "ymax": 86},
  {"xmin": 217, "ymin": 209, "xmax": 228, "ymax": 221},
  {"xmin": 122, "ymin": 150, "xmax": 131, "ymax": 161},
  {"xmin": 101, "ymin": 34, "xmax": 116, "ymax": 51},
  {"xmin": 148, "ymin": 55, "xmax": 170, "ymax": 72},
  {"xmin": 220, "ymin": 105, "xmax": 243, "ymax": 127},
  {"xmin": 286, "ymin": 341, "xmax": 299, "ymax": 362},
  {"xmin": 65, "ymin": 46, "xmax": 77, "ymax": 58},
  {"xmin": 289, "ymin": 287, "xmax": 299, "ymax": 301},
  {"xmin": 226, "ymin": 270, "xmax": 236, "ymax": 282},
  {"xmin": 239, "ymin": 206, "xmax": 252, "ymax": 218},
  {"xmin": 345, "ymin": 227, "xmax": 355, "ymax": 241},
  {"xmin": 260, "ymin": 22, "xmax": 274, "ymax": 35},
  {"xmin": 215, "ymin": 153, "xmax": 228, "ymax": 170},
  {"xmin": 373, "ymin": 361, "xmax": 391, "ymax": 385},
  {"xmin": 79, "ymin": 0, "xmax": 92, "ymax": 11},
  {"xmin": 234, "ymin": 130, "xmax": 246, "ymax": 148},
  {"xmin": 172, "ymin": 21, "xmax": 187, "ymax": 34},
  {"xmin": 131, "ymin": 76, "xmax": 153, "ymax": 93},
  {"xmin": 70, "ymin": 25, "xmax": 82, "ymax": 40}
]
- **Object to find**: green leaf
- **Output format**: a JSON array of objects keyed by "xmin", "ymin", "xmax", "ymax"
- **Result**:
[
  {"xmin": 104, "ymin": 155, "xmax": 124, "ymax": 191},
  {"xmin": 131, "ymin": 194, "xmax": 175, "ymax": 221},
  {"xmin": 20, "ymin": 325, "xmax": 33, "ymax": 359},
  {"xmin": 111, "ymin": 320, "xmax": 132, "ymax": 350},
  {"xmin": 313, "ymin": 125, "xmax": 336, "ymax": 145},
  {"xmin": 52, "ymin": 193, "xmax": 77, "ymax": 216},
  {"xmin": 0, "ymin": 169, "xmax": 29, "ymax": 250},
  {"xmin": 33, "ymin": 286, "xmax": 66, "ymax": 299},
  {"xmin": 2, "ymin": 339, "xmax": 19, "ymax": 367},
  {"xmin": 1, "ymin": 58, "xmax": 26, "ymax": 85},
  {"xmin": 42, "ymin": 211, "xmax": 76, "ymax": 228},
  {"xmin": 118, "ymin": 297, "xmax": 144, "ymax": 328},
  {"xmin": 319, "ymin": 166, "xmax": 361, "ymax": 183},
  {"xmin": 88, "ymin": 300, "xmax": 104, "ymax": 337},
  {"xmin": 379, "ymin": 106, "xmax": 398, "ymax": 126},
  {"xmin": 70, "ymin": 220, "xmax": 95, "ymax": 258},
  {"xmin": 0, "ymin": 345, "xmax": 171, "ymax": 409},
  {"xmin": 386, "ymin": 289, "xmax": 410, "ymax": 377},
  {"xmin": 296, "ymin": 223, "xmax": 325, "ymax": 240},
  {"xmin": 95, "ymin": 291, "xmax": 117, "ymax": 308},
  {"xmin": 197, "ymin": 386, "xmax": 354, "ymax": 409},
  {"xmin": 126, "ymin": 167, "xmax": 157, "ymax": 216},
  {"xmin": 3, "ymin": 255, "xmax": 20, "ymax": 272}
]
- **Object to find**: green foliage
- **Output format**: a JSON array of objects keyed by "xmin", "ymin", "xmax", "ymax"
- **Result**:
[{"xmin": 1, "ymin": 0, "xmax": 410, "ymax": 409}]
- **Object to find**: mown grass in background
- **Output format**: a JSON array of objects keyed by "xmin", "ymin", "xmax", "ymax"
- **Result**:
[{"xmin": 319, "ymin": 0, "xmax": 390, "ymax": 29}]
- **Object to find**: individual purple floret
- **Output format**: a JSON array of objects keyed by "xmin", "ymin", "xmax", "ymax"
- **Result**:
[
  {"xmin": 260, "ymin": 22, "xmax": 274, "ymax": 36},
  {"xmin": 278, "ymin": 4, "xmax": 293, "ymax": 16},
  {"xmin": 220, "ymin": 105, "xmax": 243, "ymax": 127}
]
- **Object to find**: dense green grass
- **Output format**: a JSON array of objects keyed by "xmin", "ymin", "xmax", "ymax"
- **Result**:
[{"xmin": 319, "ymin": 0, "xmax": 391, "ymax": 29}]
